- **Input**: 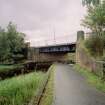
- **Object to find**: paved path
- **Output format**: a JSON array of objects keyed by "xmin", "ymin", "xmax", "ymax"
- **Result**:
[{"xmin": 53, "ymin": 64, "xmax": 105, "ymax": 105}]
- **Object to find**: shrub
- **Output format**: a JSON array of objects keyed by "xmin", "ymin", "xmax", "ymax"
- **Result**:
[{"xmin": 84, "ymin": 34, "xmax": 104, "ymax": 57}]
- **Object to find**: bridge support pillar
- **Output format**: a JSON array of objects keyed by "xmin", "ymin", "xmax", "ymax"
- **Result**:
[{"xmin": 76, "ymin": 30, "xmax": 84, "ymax": 64}]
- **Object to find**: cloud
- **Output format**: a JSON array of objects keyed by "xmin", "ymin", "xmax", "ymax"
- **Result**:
[{"xmin": 0, "ymin": 0, "xmax": 86, "ymax": 46}]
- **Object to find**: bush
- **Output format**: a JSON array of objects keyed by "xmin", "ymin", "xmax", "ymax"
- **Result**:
[{"xmin": 84, "ymin": 34, "xmax": 104, "ymax": 57}]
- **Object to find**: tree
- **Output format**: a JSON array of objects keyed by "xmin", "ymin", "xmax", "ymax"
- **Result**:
[
  {"xmin": 0, "ymin": 22, "xmax": 25, "ymax": 63},
  {"xmin": 82, "ymin": 0, "xmax": 100, "ymax": 6},
  {"xmin": 7, "ymin": 22, "xmax": 25, "ymax": 53},
  {"xmin": 0, "ymin": 28, "xmax": 10, "ymax": 63},
  {"xmin": 85, "ymin": 34, "xmax": 104, "ymax": 57},
  {"xmin": 82, "ymin": 1, "xmax": 105, "ymax": 57},
  {"xmin": 82, "ymin": 4, "xmax": 105, "ymax": 33},
  {"xmin": 6, "ymin": 22, "xmax": 25, "ymax": 63}
]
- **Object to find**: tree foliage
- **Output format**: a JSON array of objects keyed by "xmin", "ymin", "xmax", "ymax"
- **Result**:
[
  {"xmin": 0, "ymin": 22, "xmax": 25, "ymax": 63},
  {"xmin": 85, "ymin": 34, "xmax": 104, "ymax": 57},
  {"xmin": 82, "ymin": 3, "xmax": 105, "ymax": 32},
  {"xmin": 0, "ymin": 28, "xmax": 10, "ymax": 62},
  {"xmin": 82, "ymin": 0, "xmax": 100, "ymax": 6},
  {"xmin": 82, "ymin": 1, "xmax": 105, "ymax": 58}
]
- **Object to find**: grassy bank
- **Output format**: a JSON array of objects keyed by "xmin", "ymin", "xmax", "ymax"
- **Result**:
[
  {"xmin": 0, "ymin": 72, "xmax": 46, "ymax": 105},
  {"xmin": 74, "ymin": 65, "xmax": 105, "ymax": 92},
  {"xmin": 0, "ymin": 64, "xmax": 23, "ymax": 73},
  {"xmin": 39, "ymin": 65, "xmax": 54, "ymax": 105}
]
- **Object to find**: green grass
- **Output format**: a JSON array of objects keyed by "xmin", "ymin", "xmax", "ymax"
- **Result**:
[
  {"xmin": 74, "ymin": 64, "xmax": 105, "ymax": 92},
  {"xmin": 0, "ymin": 72, "xmax": 46, "ymax": 105},
  {"xmin": 0, "ymin": 64, "xmax": 23, "ymax": 73},
  {"xmin": 39, "ymin": 65, "xmax": 54, "ymax": 105}
]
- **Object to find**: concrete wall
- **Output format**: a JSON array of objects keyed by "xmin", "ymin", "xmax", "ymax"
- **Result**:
[{"xmin": 35, "ymin": 53, "xmax": 67, "ymax": 62}]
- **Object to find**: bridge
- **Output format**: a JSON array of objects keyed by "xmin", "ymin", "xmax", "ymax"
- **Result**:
[
  {"xmin": 25, "ymin": 31, "xmax": 86, "ymax": 69},
  {"xmin": 27, "ymin": 42, "xmax": 76, "ymax": 63},
  {"xmin": 39, "ymin": 43, "xmax": 76, "ymax": 53}
]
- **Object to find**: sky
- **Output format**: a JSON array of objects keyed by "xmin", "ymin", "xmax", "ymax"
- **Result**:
[{"xmin": 0, "ymin": 0, "xmax": 86, "ymax": 46}]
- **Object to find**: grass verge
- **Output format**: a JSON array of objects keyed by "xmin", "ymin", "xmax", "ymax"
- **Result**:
[
  {"xmin": 74, "ymin": 64, "xmax": 105, "ymax": 92},
  {"xmin": 0, "ymin": 72, "xmax": 46, "ymax": 105},
  {"xmin": 39, "ymin": 65, "xmax": 54, "ymax": 105}
]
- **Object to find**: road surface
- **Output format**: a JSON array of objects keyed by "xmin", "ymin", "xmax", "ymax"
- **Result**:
[{"xmin": 53, "ymin": 64, "xmax": 105, "ymax": 105}]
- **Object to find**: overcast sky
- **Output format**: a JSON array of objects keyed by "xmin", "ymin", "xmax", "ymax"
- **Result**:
[{"xmin": 0, "ymin": 0, "xmax": 86, "ymax": 46}]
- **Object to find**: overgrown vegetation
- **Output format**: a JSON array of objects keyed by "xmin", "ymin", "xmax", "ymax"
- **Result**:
[
  {"xmin": 84, "ymin": 35, "xmax": 104, "ymax": 58},
  {"xmin": 0, "ymin": 22, "xmax": 26, "ymax": 64},
  {"xmin": 74, "ymin": 65, "xmax": 105, "ymax": 92},
  {"xmin": 0, "ymin": 72, "xmax": 46, "ymax": 105},
  {"xmin": 67, "ymin": 53, "xmax": 75, "ymax": 63},
  {"xmin": 81, "ymin": 0, "xmax": 105, "ymax": 59}
]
